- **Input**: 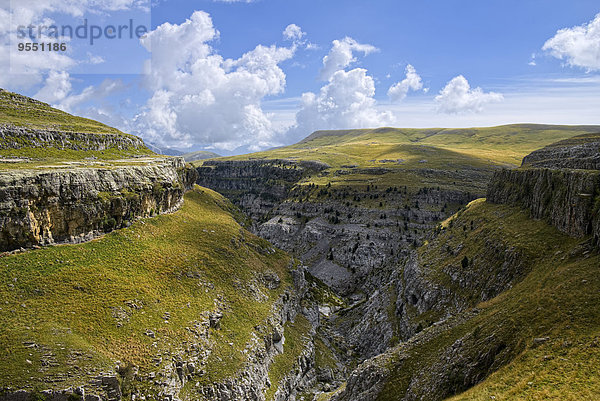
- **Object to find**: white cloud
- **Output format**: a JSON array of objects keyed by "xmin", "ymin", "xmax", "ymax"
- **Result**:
[
  {"xmin": 56, "ymin": 79, "xmax": 126, "ymax": 113},
  {"xmin": 528, "ymin": 53, "xmax": 537, "ymax": 66},
  {"xmin": 283, "ymin": 24, "xmax": 305, "ymax": 42},
  {"xmin": 387, "ymin": 64, "xmax": 423, "ymax": 102},
  {"xmin": 34, "ymin": 70, "xmax": 72, "ymax": 103},
  {"xmin": 543, "ymin": 13, "xmax": 600, "ymax": 71},
  {"xmin": 435, "ymin": 75, "xmax": 503, "ymax": 114},
  {"xmin": 0, "ymin": 0, "xmax": 143, "ymax": 89},
  {"xmin": 320, "ymin": 37, "xmax": 377, "ymax": 80},
  {"xmin": 134, "ymin": 10, "xmax": 295, "ymax": 151},
  {"xmin": 33, "ymin": 70, "xmax": 127, "ymax": 119},
  {"xmin": 289, "ymin": 68, "xmax": 394, "ymax": 140}
]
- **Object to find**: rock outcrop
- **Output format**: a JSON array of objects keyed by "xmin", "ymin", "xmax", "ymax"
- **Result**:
[
  {"xmin": 0, "ymin": 157, "xmax": 198, "ymax": 251},
  {"xmin": 521, "ymin": 133, "xmax": 600, "ymax": 170},
  {"xmin": 192, "ymin": 266, "xmax": 317, "ymax": 401},
  {"xmin": 488, "ymin": 133, "xmax": 600, "ymax": 247},
  {"xmin": 487, "ymin": 168, "xmax": 600, "ymax": 244},
  {"xmin": 196, "ymin": 159, "xmax": 330, "ymax": 221},
  {"xmin": 0, "ymin": 125, "xmax": 147, "ymax": 152}
]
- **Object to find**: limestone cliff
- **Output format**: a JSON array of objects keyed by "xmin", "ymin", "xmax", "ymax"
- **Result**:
[
  {"xmin": 0, "ymin": 157, "xmax": 198, "ymax": 251},
  {"xmin": 0, "ymin": 125, "xmax": 147, "ymax": 152},
  {"xmin": 196, "ymin": 159, "xmax": 330, "ymax": 221},
  {"xmin": 488, "ymin": 133, "xmax": 600, "ymax": 247},
  {"xmin": 521, "ymin": 132, "xmax": 600, "ymax": 169}
]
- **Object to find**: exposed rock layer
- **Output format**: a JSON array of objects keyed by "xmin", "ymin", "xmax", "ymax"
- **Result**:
[
  {"xmin": 196, "ymin": 159, "xmax": 329, "ymax": 220},
  {"xmin": 0, "ymin": 125, "xmax": 146, "ymax": 152},
  {"xmin": 0, "ymin": 157, "xmax": 198, "ymax": 251},
  {"xmin": 521, "ymin": 133, "xmax": 600, "ymax": 169},
  {"xmin": 487, "ymin": 168, "xmax": 600, "ymax": 246}
]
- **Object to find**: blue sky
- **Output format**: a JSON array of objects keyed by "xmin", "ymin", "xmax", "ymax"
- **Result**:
[{"xmin": 1, "ymin": 0, "xmax": 599, "ymax": 154}]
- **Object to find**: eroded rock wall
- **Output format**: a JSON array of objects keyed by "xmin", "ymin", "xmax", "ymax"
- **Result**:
[
  {"xmin": 196, "ymin": 159, "xmax": 329, "ymax": 221},
  {"xmin": 0, "ymin": 125, "xmax": 147, "ymax": 152},
  {"xmin": 487, "ymin": 168, "xmax": 600, "ymax": 246},
  {"xmin": 0, "ymin": 157, "xmax": 198, "ymax": 251}
]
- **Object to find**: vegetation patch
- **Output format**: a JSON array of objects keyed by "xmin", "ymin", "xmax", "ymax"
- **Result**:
[
  {"xmin": 0, "ymin": 186, "xmax": 291, "ymax": 393},
  {"xmin": 374, "ymin": 201, "xmax": 600, "ymax": 400}
]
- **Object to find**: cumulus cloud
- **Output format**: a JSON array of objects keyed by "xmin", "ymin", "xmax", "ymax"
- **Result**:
[
  {"xmin": 320, "ymin": 37, "xmax": 377, "ymax": 80},
  {"xmin": 57, "ymin": 79, "xmax": 126, "ymax": 113},
  {"xmin": 34, "ymin": 71, "xmax": 72, "ymax": 103},
  {"xmin": 0, "ymin": 0, "xmax": 143, "ymax": 89},
  {"xmin": 543, "ymin": 13, "xmax": 600, "ymax": 71},
  {"xmin": 283, "ymin": 24, "xmax": 305, "ymax": 42},
  {"xmin": 435, "ymin": 75, "xmax": 503, "ymax": 114},
  {"xmin": 387, "ymin": 64, "xmax": 423, "ymax": 102},
  {"xmin": 289, "ymin": 68, "xmax": 394, "ymax": 139},
  {"xmin": 134, "ymin": 10, "xmax": 295, "ymax": 151},
  {"xmin": 33, "ymin": 70, "xmax": 127, "ymax": 122}
]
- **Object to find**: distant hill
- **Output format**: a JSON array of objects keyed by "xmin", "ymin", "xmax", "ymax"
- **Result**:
[
  {"xmin": 144, "ymin": 142, "xmax": 185, "ymax": 156},
  {"xmin": 286, "ymin": 124, "xmax": 600, "ymax": 167},
  {"xmin": 211, "ymin": 124, "xmax": 600, "ymax": 192},
  {"xmin": 182, "ymin": 150, "xmax": 221, "ymax": 162}
]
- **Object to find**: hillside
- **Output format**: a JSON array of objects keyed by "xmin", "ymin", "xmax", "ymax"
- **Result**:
[
  {"xmin": 182, "ymin": 150, "xmax": 221, "ymax": 163},
  {"xmin": 0, "ymin": 89, "xmax": 127, "ymax": 135},
  {"xmin": 0, "ymin": 187, "xmax": 309, "ymax": 399},
  {"xmin": 331, "ymin": 199, "xmax": 600, "ymax": 401},
  {"xmin": 195, "ymin": 126, "xmax": 600, "ymax": 205},
  {"xmin": 193, "ymin": 126, "xmax": 600, "ymax": 400},
  {"xmin": 204, "ymin": 124, "xmax": 600, "ymax": 177},
  {"xmin": 0, "ymin": 89, "xmax": 155, "ymax": 169}
]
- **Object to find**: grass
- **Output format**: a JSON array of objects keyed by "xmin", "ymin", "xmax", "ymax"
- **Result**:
[
  {"xmin": 211, "ymin": 124, "xmax": 600, "ymax": 168},
  {"xmin": 0, "ymin": 148, "xmax": 157, "ymax": 170},
  {"xmin": 0, "ymin": 186, "xmax": 292, "ymax": 394},
  {"xmin": 181, "ymin": 150, "xmax": 221, "ymax": 162},
  {"xmin": 196, "ymin": 124, "xmax": 600, "ymax": 192},
  {"xmin": 372, "ymin": 200, "xmax": 600, "ymax": 400}
]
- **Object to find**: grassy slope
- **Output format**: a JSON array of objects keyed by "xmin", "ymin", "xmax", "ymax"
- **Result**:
[
  {"xmin": 201, "ymin": 125, "xmax": 600, "ymax": 190},
  {"xmin": 0, "ymin": 186, "xmax": 291, "ymax": 394},
  {"xmin": 0, "ymin": 89, "xmax": 127, "ymax": 135},
  {"xmin": 374, "ymin": 200, "xmax": 600, "ymax": 400},
  {"xmin": 0, "ymin": 90, "xmax": 154, "ymax": 167},
  {"xmin": 222, "ymin": 124, "xmax": 600, "ymax": 167},
  {"xmin": 182, "ymin": 150, "xmax": 221, "ymax": 162}
]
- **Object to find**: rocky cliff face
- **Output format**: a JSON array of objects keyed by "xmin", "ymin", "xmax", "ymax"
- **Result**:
[
  {"xmin": 521, "ymin": 133, "xmax": 600, "ymax": 169},
  {"xmin": 487, "ymin": 168, "xmax": 600, "ymax": 245},
  {"xmin": 0, "ymin": 125, "xmax": 147, "ymax": 152},
  {"xmin": 0, "ymin": 157, "xmax": 198, "ymax": 251},
  {"xmin": 488, "ymin": 133, "xmax": 600, "ymax": 247},
  {"xmin": 132, "ymin": 265, "xmax": 320, "ymax": 401},
  {"xmin": 196, "ymin": 159, "xmax": 330, "ymax": 221}
]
